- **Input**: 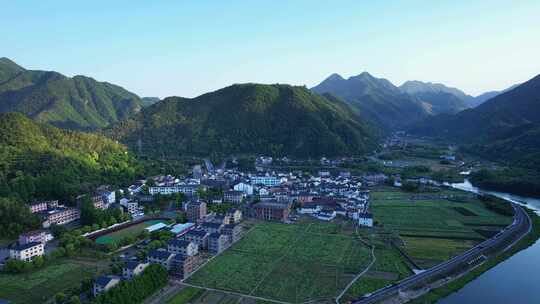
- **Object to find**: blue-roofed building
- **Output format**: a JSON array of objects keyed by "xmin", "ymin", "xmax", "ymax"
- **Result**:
[
  {"xmin": 144, "ymin": 222, "xmax": 168, "ymax": 233},
  {"xmin": 122, "ymin": 261, "xmax": 149, "ymax": 279},
  {"xmin": 147, "ymin": 249, "xmax": 174, "ymax": 269},
  {"xmin": 181, "ymin": 229, "xmax": 209, "ymax": 250},
  {"xmin": 167, "ymin": 239, "xmax": 198, "ymax": 256},
  {"xmin": 93, "ymin": 275, "xmax": 121, "ymax": 296},
  {"xmin": 170, "ymin": 222, "xmax": 195, "ymax": 236}
]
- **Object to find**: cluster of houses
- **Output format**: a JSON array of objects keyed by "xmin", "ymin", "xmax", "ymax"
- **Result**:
[{"xmin": 93, "ymin": 207, "xmax": 244, "ymax": 297}]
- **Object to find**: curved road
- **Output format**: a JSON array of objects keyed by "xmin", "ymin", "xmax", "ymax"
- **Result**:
[{"xmin": 353, "ymin": 203, "xmax": 531, "ymax": 304}]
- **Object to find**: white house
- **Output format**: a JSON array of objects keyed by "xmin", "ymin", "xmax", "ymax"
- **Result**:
[
  {"xmin": 358, "ymin": 213, "xmax": 374, "ymax": 227},
  {"xmin": 9, "ymin": 242, "xmax": 45, "ymax": 261},
  {"xmin": 93, "ymin": 275, "xmax": 121, "ymax": 296},
  {"xmin": 233, "ymin": 182, "xmax": 254, "ymax": 195},
  {"xmin": 297, "ymin": 205, "xmax": 321, "ymax": 214},
  {"xmin": 122, "ymin": 261, "xmax": 149, "ymax": 279}
]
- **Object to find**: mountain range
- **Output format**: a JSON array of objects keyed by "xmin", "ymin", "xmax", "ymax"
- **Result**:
[
  {"xmin": 409, "ymin": 73, "xmax": 540, "ymax": 170},
  {"xmin": 0, "ymin": 57, "xmax": 143, "ymax": 130},
  {"xmin": 312, "ymin": 73, "xmax": 513, "ymax": 130},
  {"xmin": 107, "ymin": 83, "xmax": 377, "ymax": 158},
  {"xmin": 312, "ymin": 72, "xmax": 431, "ymax": 130}
]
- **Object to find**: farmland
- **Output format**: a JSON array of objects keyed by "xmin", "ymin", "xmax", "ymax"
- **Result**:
[
  {"xmin": 0, "ymin": 261, "xmax": 97, "ymax": 304},
  {"xmin": 187, "ymin": 220, "xmax": 372, "ymax": 303},
  {"xmin": 95, "ymin": 219, "xmax": 165, "ymax": 245}
]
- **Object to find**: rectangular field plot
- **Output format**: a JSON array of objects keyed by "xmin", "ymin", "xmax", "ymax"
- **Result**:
[
  {"xmin": 371, "ymin": 189, "xmax": 512, "ymax": 240},
  {"xmin": 400, "ymin": 236, "xmax": 476, "ymax": 268},
  {"xmin": 187, "ymin": 221, "xmax": 371, "ymax": 303}
]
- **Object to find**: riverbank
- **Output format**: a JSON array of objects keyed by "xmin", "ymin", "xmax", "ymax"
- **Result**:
[{"xmin": 408, "ymin": 205, "xmax": 540, "ymax": 303}]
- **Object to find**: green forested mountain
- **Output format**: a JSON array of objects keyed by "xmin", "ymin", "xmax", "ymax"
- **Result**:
[
  {"xmin": 410, "ymin": 73, "xmax": 540, "ymax": 170},
  {"xmin": 399, "ymin": 80, "xmax": 470, "ymax": 114},
  {"xmin": 312, "ymin": 73, "xmax": 431, "ymax": 130},
  {"xmin": 0, "ymin": 112, "xmax": 141, "ymax": 203},
  {"xmin": 141, "ymin": 97, "xmax": 160, "ymax": 107},
  {"xmin": 108, "ymin": 83, "xmax": 377, "ymax": 158},
  {"xmin": 0, "ymin": 57, "xmax": 142, "ymax": 130}
]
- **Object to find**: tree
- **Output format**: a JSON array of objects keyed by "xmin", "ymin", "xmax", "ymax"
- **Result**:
[
  {"xmin": 55, "ymin": 292, "xmax": 66, "ymax": 304},
  {"xmin": 68, "ymin": 296, "xmax": 81, "ymax": 304}
]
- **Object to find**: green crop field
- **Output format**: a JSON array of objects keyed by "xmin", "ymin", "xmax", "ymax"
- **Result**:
[
  {"xmin": 401, "ymin": 236, "xmax": 477, "ymax": 268},
  {"xmin": 95, "ymin": 220, "xmax": 165, "ymax": 245},
  {"xmin": 371, "ymin": 187, "xmax": 512, "ymax": 240},
  {"xmin": 187, "ymin": 221, "xmax": 372, "ymax": 303},
  {"xmin": 167, "ymin": 286, "xmax": 204, "ymax": 304},
  {"xmin": 0, "ymin": 261, "xmax": 96, "ymax": 303},
  {"xmin": 341, "ymin": 277, "xmax": 392, "ymax": 303}
]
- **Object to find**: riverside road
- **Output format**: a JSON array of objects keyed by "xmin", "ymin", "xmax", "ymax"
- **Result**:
[{"xmin": 353, "ymin": 203, "xmax": 531, "ymax": 304}]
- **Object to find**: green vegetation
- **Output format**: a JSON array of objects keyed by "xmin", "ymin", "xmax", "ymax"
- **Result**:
[
  {"xmin": 409, "ymin": 73, "xmax": 540, "ymax": 172},
  {"xmin": 108, "ymin": 84, "xmax": 377, "ymax": 158},
  {"xmin": 312, "ymin": 72, "xmax": 430, "ymax": 130},
  {"xmin": 94, "ymin": 264, "xmax": 168, "ymax": 304},
  {"xmin": 0, "ymin": 112, "xmax": 141, "ymax": 207},
  {"xmin": 166, "ymin": 287, "xmax": 204, "ymax": 304},
  {"xmin": 341, "ymin": 277, "xmax": 392, "ymax": 303},
  {"xmin": 0, "ymin": 57, "xmax": 142, "ymax": 130},
  {"xmin": 0, "ymin": 261, "xmax": 96, "ymax": 304},
  {"xmin": 371, "ymin": 187, "xmax": 511, "ymax": 240},
  {"xmin": 409, "ymin": 208, "xmax": 540, "ymax": 303},
  {"xmin": 0, "ymin": 197, "xmax": 41, "ymax": 238},
  {"xmin": 95, "ymin": 220, "xmax": 165, "ymax": 245},
  {"xmin": 470, "ymin": 168, "xmax": 540, "ymax": 198},
  {"xmin": 188, "ymin": 221, "xmax": 371, "ymax": 302}
]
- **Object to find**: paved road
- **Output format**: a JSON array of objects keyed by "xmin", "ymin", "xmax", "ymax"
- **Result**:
[{"xmin": 353, "ymin": 203, "xmax": 531, "ymax": 304}]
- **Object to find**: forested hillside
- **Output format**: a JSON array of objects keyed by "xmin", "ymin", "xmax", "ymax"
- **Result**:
[
  {"xmin": 108, "ymin": 83, "xmax": 378, "ymax": 158},
  {"xmin": 0, "ymin": 57, "xmax": 142, "ymax": 130}
]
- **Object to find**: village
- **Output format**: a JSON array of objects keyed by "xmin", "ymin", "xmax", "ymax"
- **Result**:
[{"xmin": 0, "ymin": 155, "xmax": 386, "ymax": 302}]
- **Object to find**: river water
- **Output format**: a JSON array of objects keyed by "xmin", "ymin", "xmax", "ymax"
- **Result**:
[{"xmin": 437, "ymin": 180, "xmax": 540, "ymax": 304}]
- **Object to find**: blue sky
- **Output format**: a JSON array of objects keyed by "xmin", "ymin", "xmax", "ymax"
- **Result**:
[{"xmin": 3, "ymin": 0, "xmax": 540, "ymax": 98}]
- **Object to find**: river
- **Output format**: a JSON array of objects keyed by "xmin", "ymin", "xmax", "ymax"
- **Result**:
[{"xmin": 437, "ymin": 180, "xmax": 540, "ymax": 304}]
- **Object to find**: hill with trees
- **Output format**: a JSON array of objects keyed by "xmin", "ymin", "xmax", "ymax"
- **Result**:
[
  {"xmin": 0, "ymin": 57, "xmax": 142, "ymax": 130},
  {"xmin": 312, "ymin": 72, "xmax": 431, "ymax": 130},
  {"xmin": 0, "ymin": 112, "xmax": 141, "ymax": 203},
  {"xmin": 108, "ymin": 83, "xmax": 378, "ymax": 158},
  {"xmin": 410, "ymin": 73, "xmax": 540, "ymax": 173}
]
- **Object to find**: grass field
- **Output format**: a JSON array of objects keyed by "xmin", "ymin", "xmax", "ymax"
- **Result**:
[
  {"xmin": 167, "ymin": 287, "xmax": 205, "ymax": 304},
  {"xmin": 187, "ymin": 221, "xmax": 371, "ymax": 303},
  {"xmin": 341, "ymin": 277, "xmax": 392, "ymax": 303},
  {"xmin": 371, "ymin": 187, "xmax": 511, "ymax": 240},
  {"xmin": 0, "ymin": 261, "xmax": 97, "ymax": 303},
  {"xmin": 95, "ymin": 220, "xmax": 165, "ymax": 245},
  {"xmin": 401, "ymin": 236, "xmax": 477, "ymax": 268}
]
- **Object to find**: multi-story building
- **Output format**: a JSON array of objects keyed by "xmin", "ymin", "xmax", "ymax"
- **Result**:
[
  {"xmin": 149, "ymin": 185, "xmax": 200, "ymax": 196},
  {"xmin": 182, "ymin": 230, "xmax": 209, "ymax": 250},
  {"xmin": 223, "ymin": 190, "xmax": 244, "ymax": 203},
  {"xmin": 28, "ymin": 200, "xmax": 59, "ymax": 213},
  {"xmin": 208, "ymin": 233, "xmax": 230, "ymax": 254},
  {"xmin": 41, "ymin": 207, "xmax": 80, "ymax": 228},
  {"xmin": 201, "ymin": 222, "xmax": 223, "ymax": 234},
  {"xmin": 147, "ymin": 249, "xmax": 174, "ymax": 270},
  {"xmin": 122, "ymin": 261, "xmax": 149, "ymax": 280},
  {"xmin": 170, "ymin": 254, "xmax": 197, "ymax": 279},
  {"xmin": 93, "ymin": 275, "xmax": 121, "ymax": 297},
  {"xmin": 358, "ymin": 213, "xmax": 374, "ymax": 227},
  {"xmin": 253, "ymin": 201, "xmax": 291, "ymax": 223},
  {"xmin": 119, "ymin": 198, "xmax": 139, "ymax": 215},
  {"xmin": 186, "ymin": 201, "xmax": 207, "ymax": 222},
  {"xmin": 28, "ymin": 202, "xmax": 48, "ymax": 213},
  {"xmin": 250, "ymin": 175, "xmax": 280, "ymax": 187},
  {"xmin": 9, "ymin": 242, "xmax": 44, "ymax": 261},
  {"xmin": 233, "ymin": 182, "xmax": 253, "ymax": 195},
  {"xmin": 167, "ymin": 239, "xmax": 198, "ymax": 256},
  {"xmin": 226, "ymin": 209, "xmax": 242, "ymax": 223},
  {"xmin": 221, "ymin": 223, "xmax": 242, "ymax": 243},
  {"xmin": 18, "ymin": 230, "xmax": 53, "ymax": 245}
]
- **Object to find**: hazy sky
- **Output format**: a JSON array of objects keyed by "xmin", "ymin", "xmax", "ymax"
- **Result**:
[{"xmin": 3, "ymin": 0, "xmax": 540, "ymax": 98}]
